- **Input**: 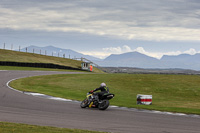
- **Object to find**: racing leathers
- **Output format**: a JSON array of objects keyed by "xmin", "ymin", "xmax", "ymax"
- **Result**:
[{"xmin": 91, "ymin": 86, "xmax": 109, "ymax": 100}]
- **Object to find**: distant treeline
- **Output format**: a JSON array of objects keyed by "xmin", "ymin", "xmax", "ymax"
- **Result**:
[{"xmin": 103, "ymin": 67, "xmax": 200, "ymax": 75}]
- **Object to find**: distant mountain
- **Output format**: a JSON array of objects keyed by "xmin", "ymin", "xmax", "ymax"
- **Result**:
[
  {"xmin": 160, "ymin": 53, "xmax": 200, "ymax": 70},
  {"xmin": 161, "ymin": 53, "xmax": 200, "ymax": 63},
  {"xmin": 95, "ymin": 52, "xmax": 161, "ymax": 68},
  {"xmin": 20, "ymin": 45, "xmax": 102, "ymax": 61},
  {"xmin": 104, "ymin": 52, "xmax": 159, "ymax": 68},
  {"xmin": 19, "ymin": 45, "xmax": 200, "ymax": 70},
  {"xmin": 94, "ymin": 52, "xmax": 200, "ymax": 70}
]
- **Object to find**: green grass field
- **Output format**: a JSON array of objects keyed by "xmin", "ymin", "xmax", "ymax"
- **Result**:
[
  {"xmin": 10, "ymin": 73, "xmax": 200, "ymax": 114},
  {"xmin": 0, "ymin": 122, "xmax": 107, "ymax": 133}
]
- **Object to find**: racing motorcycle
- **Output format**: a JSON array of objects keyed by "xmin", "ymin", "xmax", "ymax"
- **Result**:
[{"xmin": 80, "ymin": 92, "xmax": 115, "ymax": 110}]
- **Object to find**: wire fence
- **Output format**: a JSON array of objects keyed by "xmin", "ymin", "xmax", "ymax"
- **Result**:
[
  {"xmin": 0, "ymin": 43, "xmax": 105, "ymax": 71},
  {"xmin": 1, "ymin": 43, "xmax": 79, "ymax": 59}
]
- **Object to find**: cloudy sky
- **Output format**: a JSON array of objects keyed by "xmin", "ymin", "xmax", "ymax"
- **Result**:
[{"xmin": 0, "ymin": 0, "xmax": 200, "ymax": 59}]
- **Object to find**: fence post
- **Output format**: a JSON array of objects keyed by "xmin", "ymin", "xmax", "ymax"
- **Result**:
[
  {"xmin": 4, "ymin": 43, "xmax": 5, "ymax": 49},
  {"xmin": 45, "ymin": 50, "xmax": 47, "ymax": 56},
  {"xmin": 19, "ymin": 46, "xmax": 20, "ymax": 52},
  {"xmin": 26, "ymin": 47, "xmax": 27, "ymax": 52},
  {"xmin": 11, "ymin": 44, "xmax": 13, "ymax": 50}
]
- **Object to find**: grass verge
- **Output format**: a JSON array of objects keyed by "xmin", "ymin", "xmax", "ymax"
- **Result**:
[
  {"xmin": 0, "ymin": 49, "xmax": 104, "ymax": 73},
  {"xmin": 0, "ymin": 122, "xmax": 107, "ymax": 133},
  {"xmin": 0, "ymin": 49, "xmax": 81, "ymax": 69},
  {"xmin": 10, "ymin": 73, "xmax": 200, "ymax": 114}
]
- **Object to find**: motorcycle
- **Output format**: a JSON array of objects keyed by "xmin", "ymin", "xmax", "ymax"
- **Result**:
[{"xmin": 80, "ymin": 92, "xmax": 115, "ymax": 110}]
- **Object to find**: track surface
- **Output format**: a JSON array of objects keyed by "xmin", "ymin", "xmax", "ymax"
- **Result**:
[{"xmin": 0, "ymin": 70, "xmax": 200, "ymax": 133}]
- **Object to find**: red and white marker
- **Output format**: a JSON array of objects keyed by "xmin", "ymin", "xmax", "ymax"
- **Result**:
[{"xmin": 137, "ymin": 94, "xmax": 152, "ymax": 105}]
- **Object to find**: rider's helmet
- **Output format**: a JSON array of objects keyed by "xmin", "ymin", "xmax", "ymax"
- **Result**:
[{"xmin": 100, "ymin": 83, "xmax": 106, "ymax": 87}]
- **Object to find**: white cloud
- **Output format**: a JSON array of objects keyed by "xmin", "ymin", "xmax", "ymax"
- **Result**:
[
  {"xmin": 123, "ymin": 45, "xmax": 132, "ymax": 52},
  {"xmin": 183, "ymin": 48, "xmax": 197, "ymax": 55},
  {"xmin": 103, "ymin": 45, "xmax": 132, "ymax": 54},
  {"xmin": 103, "ymin": 46, "xmax": 122, "ymax": 54},
  {"xmin": 133, "ymin": 47, "xmax": 163, "ymax": 59},
  {"xmin": 80, "ymin": 45, "xmax": 132, "ymax": 59},
  {"xmin": 133, "ymin": 47, "xmax": 200, "ymax": 59},
  {"xmin": 134, "ymin": 47, "xmax": 145, "ymax": 53},
  {"xmin": 80, "ymin": 45, "xmax": 200, "ymax": 59},
  {"xmin": 79, "ymin": 51, "xmax": 111, "ymax": 59}
]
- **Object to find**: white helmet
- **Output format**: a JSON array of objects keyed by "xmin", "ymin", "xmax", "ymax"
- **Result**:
[{"xmin": 100, "ymin": 83, "xmax": 106, "ymax": 87}]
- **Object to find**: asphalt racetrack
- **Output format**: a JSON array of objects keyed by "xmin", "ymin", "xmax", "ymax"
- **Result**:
[{"xmin": 0, "ymin": 70, "xmax": 200, "ymax": 133}]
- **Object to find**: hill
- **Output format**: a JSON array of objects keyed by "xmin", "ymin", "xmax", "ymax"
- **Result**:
[{"xmin": 0, "ymin": 49, "xmax": 102, "ymax": 72}]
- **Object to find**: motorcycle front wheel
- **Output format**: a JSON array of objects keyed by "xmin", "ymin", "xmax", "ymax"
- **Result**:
[
  {"xmin": 80, "ymin": 98, "xmax": 89, "ymax": 108},
  {"xmin": 98, "ymin": 100, "xmax": 110, "ymax": 110}
]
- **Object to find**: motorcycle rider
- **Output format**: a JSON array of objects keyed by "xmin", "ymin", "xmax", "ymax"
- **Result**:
[{"xmin": 90, "ymin": 83, "xmax": 109, "ymax": 100}]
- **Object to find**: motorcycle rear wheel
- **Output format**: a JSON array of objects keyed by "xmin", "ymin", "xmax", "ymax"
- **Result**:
[
  {"xmin": 98, "ymin": 100, "xmax": 110, "ymax": 110},
  {"xmin": 80, "ymin": 98, "xmax": 89, "ymax": 108}
]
